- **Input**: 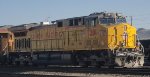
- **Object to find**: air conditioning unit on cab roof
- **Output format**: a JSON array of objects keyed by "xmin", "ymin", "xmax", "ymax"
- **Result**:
[{"xmin": 40, "ymin": 22, "xmax": 50, "ymax": 25}]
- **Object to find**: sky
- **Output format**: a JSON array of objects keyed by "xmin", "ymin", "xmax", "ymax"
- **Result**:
[{"xmin": 0, "ymin": 0, "xmax": 150, "ymax": 28}]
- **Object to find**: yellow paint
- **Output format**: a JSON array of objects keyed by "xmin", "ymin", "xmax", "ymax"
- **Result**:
[{"xmin": 107, "ymin": 23, "xmax": 136, "ymax": 49}]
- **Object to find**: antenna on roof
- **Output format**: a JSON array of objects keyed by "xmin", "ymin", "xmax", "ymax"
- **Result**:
[
  {"xmin": 131, "ymin": 16, "xmax": 133, "ymax": 26},
  {"xmin": 40, "ymin": 17, "xmax": 50, "ymax": 25},
  {"xmin": 45, "ymin": 17, "xmax": 50, "ymax": 22}
]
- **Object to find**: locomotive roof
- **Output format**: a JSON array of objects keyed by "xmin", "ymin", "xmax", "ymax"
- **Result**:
[
  {"xmin": 0, "ymin": 25, "xmax": 13, "ymax": 33},
  {"xmin": 28, "ymin": 24, "xmax": 56, "ymax": 31},
  {"xmin": 14, "ymin": 12, "xmax": 125, "ymax": 31},
  {"xmin": 9, "ymin": 23, "xmax": 39, "ymax": 32},
  {"xmin": 53, "ymin": 12, "xmax": 123, "ymax": 22},
  {"xmin": 0, "ymin": 28, "xmax": 11, "ymax": 33}
]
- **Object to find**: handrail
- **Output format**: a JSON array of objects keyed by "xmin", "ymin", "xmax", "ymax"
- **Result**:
[
  {"xmin": 2, "ymin": 44, "xmax": 8, "ymax": 55},
  {"xmin": 137, "ymin": 35, "xmax": 144, "ymax": 54}
]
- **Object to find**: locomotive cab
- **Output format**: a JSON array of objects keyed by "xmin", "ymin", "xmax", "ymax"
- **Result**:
[
  {"xmin": 0, "ymin": 29, "xmax": 14, "ymax": 54},
  {"xmin": 88, "ymin": 12, "xmax": 144, "ymax": 67}
]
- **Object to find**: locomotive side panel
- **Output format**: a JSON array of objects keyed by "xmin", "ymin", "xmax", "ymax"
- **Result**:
[
  {"xmin": 65, "ymin": 27, "xmax": 85, "ymax": 50},
  {"xmin": 90, "ymin": 25, "xmax": 108, "ymax": 50},
  {"xmin": 28, "ymin": 25, "xmax": 109, "ymax": 51},
  {"xmin": 29, "ymin": 26, "xmax": 65, "ymax": 51}
]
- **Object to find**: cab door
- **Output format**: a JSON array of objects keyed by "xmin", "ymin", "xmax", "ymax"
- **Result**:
[{"xmin": 0, "ymin": 33, "xmax": 8, "ymax": 54}]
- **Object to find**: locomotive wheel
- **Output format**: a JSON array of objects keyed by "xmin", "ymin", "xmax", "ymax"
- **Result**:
[
  {"xmin": 23, "ymin": 61, "xmax": 29, "ymax": 66},
  {"xmin": 0, "ymin": 62, "xmax": 6, "ymax": 66},
  {"xmin": 8, "ymin": 61, "xmax": 13, "ymax": 65},
  {"xmin": 91, "ymin": 61, "xmax": 102, "ymax": 68},
  {"xmin": 79, "ymin": 61, "xmax": 89, "ymax": 68},
  {"xmin": 44, "ymin": 64, "xmax": 48, "ymax": 68},
  {"xmin": 95, "ymin": 63, "xmax": 102, "ymax": 68},
  {"xmin": 32, "ymin": 63, "xmax": 38, "ymax": 67},
  {"xmin": 108, "ymin": 65, "xmax": 114, "ymax": 69},
  {"xmin": 15, "ymin": 61, "xmax": 20, "ymax": 66}
]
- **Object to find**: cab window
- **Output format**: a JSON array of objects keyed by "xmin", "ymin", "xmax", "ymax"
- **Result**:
[
  {"xmin": 100, "ymin": 18, "xmax": 115, "ymax": 24},
  {"xmin": 116, "ymin": 17, "xmax": 126, "ymax": 23}
]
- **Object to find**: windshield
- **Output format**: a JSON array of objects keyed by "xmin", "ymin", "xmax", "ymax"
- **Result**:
[
  {"xmin": 116, "ymin": 17, "xmax": 126, "ymax": 23},
  {"xmin": 100, "ymin": 18, "xmax": 115, "ymax": 24},
  {"xmin": 100, "ymin": 17, "xmax": 127, "ymax": 24}
]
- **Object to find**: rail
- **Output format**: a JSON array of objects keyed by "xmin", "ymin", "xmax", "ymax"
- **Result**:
[{"xmin": 0, "ymin": 66, "xmax": 150, "ymax": 77}]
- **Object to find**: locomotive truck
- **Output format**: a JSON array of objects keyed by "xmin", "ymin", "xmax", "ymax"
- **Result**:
[{"xmin": 0, "ymin": 12, "xmax": 144, "ymax": 68}]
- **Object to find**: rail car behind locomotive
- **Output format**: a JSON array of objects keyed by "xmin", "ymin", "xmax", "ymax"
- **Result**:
[
  {"xmin": 140, "ymin": 40, "xmax": 150, "ymax": 65},
  {"xmin": 0, "ymin": 12, "xmax": 144, "ymax": 68}
]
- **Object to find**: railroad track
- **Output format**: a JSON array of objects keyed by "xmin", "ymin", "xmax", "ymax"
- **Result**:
[
  {"xmin": 0, "ymin": 74, "xmax": 66, "ymax": 77},
  {"xmin": 0, "ymin": 66, "xmax": 150, "ymax": 77}
]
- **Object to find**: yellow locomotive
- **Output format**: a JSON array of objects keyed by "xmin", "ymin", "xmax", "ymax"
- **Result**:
[{"xmin": 0, "ymin": 12, "xmax": 144, "ymax": 68}]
